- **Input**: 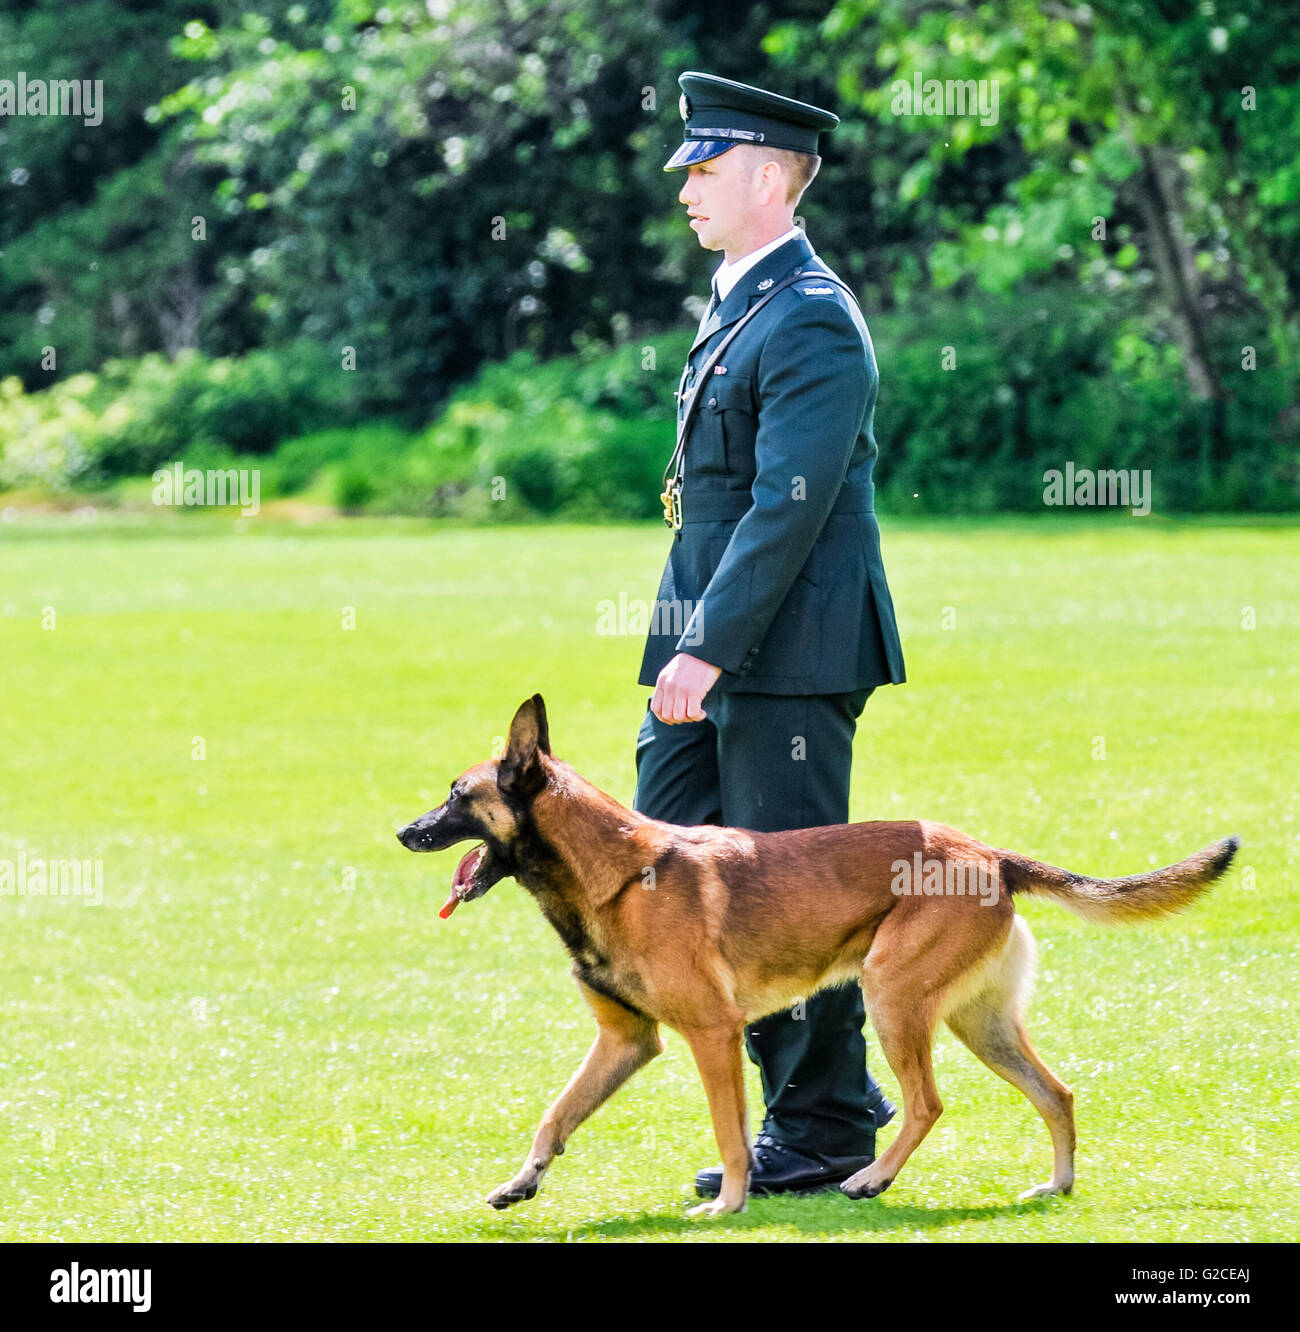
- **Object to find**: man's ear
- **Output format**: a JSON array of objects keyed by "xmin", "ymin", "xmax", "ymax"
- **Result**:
[{"xmin": 499, "ymin": 694, "xmax": 550, "ymax": 797}]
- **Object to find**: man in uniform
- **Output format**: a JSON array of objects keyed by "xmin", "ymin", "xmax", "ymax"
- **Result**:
[{"xmin": 633, "ymin": 72, "xmax": 908, "ymax": 1199}]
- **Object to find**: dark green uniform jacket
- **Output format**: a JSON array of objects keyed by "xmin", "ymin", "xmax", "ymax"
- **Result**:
[{"xmin": 637, "ymin": 230, "xmax": 907, "ymax": 695}]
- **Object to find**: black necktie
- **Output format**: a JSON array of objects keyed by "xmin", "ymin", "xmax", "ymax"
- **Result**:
[{"xmin": 696, "ymin": 276, "xmax": 720, "ymax": 341}]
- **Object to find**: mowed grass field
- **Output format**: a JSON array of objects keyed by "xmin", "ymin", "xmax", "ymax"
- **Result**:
[{"xmin": 0, "ymin": 512, "xmax": 1295, "ymax": 1243}]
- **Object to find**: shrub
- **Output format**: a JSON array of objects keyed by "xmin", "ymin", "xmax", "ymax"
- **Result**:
[
  {"xmin": 5, "ymin": 299, "xmax": 1294, "ymax": 516},
  {"xmin": 0, "ymin": 342, "xmax": 365, "ymax": 490}
]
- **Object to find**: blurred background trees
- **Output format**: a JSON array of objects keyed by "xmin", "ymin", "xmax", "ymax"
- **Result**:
[{"xmin": 1, "ymin": 0, "xmax": 1295, "ymax": 512}]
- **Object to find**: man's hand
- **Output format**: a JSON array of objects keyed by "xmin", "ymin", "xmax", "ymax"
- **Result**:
[{"xmin": 652, "ymin": 653, "xmax": 723, "ymax": 724}]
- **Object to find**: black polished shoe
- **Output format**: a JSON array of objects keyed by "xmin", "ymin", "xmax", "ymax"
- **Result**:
[
  {"xmin": 694, "ymin": 1132, "xmax": 875, "ymax": 1199},
  {"xmin": 868, "ymin": 1085, "xmax": 898, "ymax": 1128}
]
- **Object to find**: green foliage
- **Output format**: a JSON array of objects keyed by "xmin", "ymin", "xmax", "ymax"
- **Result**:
[
  {"xmin": 3, "ymin": 0, "xmax": 1296, "ymax": 497},
  {"xmin": 270, "ymin": 426, "xmax": 375, "ymax": 496},
  {"xmin": 334, "ymin": 462, "xmax": 377, "ymax": 512},
  {"xmin": 0, "ymin": 343, "xmax": 363, "ymax": 489},
  {"xmin": 383, "ymin": 333, "xmax": 690, "ymax": 520},
  {"xmin": 4, "ymin": 308, "xmax": 1293, "ymax": 515},
  {"xmin": 0, "ymin": 331, "xmax": 687, "ymax": 517},
  {"xmin": 870, "ymin": 288, "xmax": 1299, "ymax": 513}
]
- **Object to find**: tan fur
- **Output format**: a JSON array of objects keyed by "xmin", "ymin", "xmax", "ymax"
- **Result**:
[{"xmin": 403, "ymin": 697, "xmax": 1238, "ymax": 1218}]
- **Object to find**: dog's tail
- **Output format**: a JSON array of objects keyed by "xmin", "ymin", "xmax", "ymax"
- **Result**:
[{"xmin": 999, "ymin": 836, "xmax": 1239, "ymax": 924}]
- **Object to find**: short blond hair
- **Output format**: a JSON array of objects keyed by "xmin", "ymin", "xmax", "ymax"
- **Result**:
[{"xmin": 736, "ymin": 143, "xmax": 822, "ymax": 204}]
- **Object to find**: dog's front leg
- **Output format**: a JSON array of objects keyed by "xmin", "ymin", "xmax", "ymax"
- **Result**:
[
  {"xmin": 681, "ymin": 1023, "xmax": 750, "ymax": 1218},
  {"xmin": 486, "ymin": 986, "xmax": 663, "ymax": 1210}
]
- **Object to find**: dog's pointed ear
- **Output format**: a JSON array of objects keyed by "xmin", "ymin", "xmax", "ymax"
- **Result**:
[
  {"xmin": 530, "ymin": 693, "xmax": 551, "ymax": 756},
  {"xmin": 499, "ymin": 695, "xmax": 549, "ymax": 797}
]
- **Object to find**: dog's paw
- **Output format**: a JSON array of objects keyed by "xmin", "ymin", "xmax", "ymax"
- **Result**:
[
  {"xmin": 840, "ymin": 1166, "xmax": 892, "ymax": 1200},
  {"xmin": 485, "ymin": 1176, "xmax": 539, "ymax": 1210},
  {"xmin": 687, "ymin": 1197, "xmax": 745, "ymax": 1219},
  {"xmin": 1016, "ymin": 1180, "xmax": 1072, "ymax": 1202}
]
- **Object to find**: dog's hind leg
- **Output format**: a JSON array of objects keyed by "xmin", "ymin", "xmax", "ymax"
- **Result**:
[
  {"xmin": 681, "ymin": 1022, "xmax": 750, "ymax": 1218},
  {"xmin": 942, "ymin": 916, "xmax": 1076, "ymax": 1200},
  {"xmin": 842, "ymin": 896, "xmax": 1015, "ymax": 1200},
  {"xmin": 486, "ymin": 983, "xmax": 663, "ymax": 1210}
]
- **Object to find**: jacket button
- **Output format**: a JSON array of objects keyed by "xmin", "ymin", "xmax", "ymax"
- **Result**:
[{"xmin": 707, "ymin": 396, "xmax": 717, "ymax": 407}]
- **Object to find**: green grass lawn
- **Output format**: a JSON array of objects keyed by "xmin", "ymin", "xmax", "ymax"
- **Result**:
[{"xmin": 0, "ymin": 512, "xmax": 1295, "ymax": 1241}]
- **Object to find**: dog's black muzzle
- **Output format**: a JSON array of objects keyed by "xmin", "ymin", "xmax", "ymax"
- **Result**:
[{"xmin": 396, "ymin": 805, "xmax": 476, "ymax": 852}]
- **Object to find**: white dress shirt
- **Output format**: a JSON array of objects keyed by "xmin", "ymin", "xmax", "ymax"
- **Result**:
[{"xmin": 713, "ymin": 226, "xmax": 805, "ymax": 300}]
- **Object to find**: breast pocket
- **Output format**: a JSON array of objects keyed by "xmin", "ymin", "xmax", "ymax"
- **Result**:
[{"xmin": 700, "ymin": 374, "xmax": 756, "ymax": 478}]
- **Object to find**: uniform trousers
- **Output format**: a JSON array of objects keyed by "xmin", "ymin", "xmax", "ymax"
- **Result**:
[{"xmin": 632, "ymin": 686, "xmax": 894, "ymax": 1156}]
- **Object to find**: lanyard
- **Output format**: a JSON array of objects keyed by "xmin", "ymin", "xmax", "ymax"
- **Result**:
[{"xmin": 660, "ymin": 268, "xmax": 861, "ymax": 531}]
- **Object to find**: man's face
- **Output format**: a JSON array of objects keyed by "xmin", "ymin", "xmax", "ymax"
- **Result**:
[{"xmin": 677, "ymin": 148, "xmax": 758, "ymax": 253}]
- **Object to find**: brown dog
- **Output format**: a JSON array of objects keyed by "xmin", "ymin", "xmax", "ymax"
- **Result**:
[{"xmin": 397, "ymin": 695, "xmax": 1238, "ymax": 1218}]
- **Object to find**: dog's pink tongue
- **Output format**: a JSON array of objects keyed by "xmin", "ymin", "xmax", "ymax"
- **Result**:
[{"xmin": 439, "ymin": 844, "xmax": 486, "ymax": 920}]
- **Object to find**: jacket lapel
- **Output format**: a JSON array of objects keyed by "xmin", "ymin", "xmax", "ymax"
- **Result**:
[{"xmin": 687, "ymin": 230, "xmax": 818, "ymax": 357}]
